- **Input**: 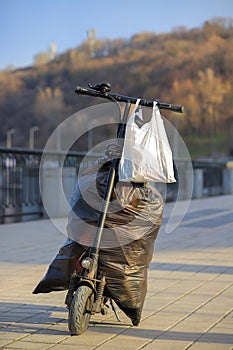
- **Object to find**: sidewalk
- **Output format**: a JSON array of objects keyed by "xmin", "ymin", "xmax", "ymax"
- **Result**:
[{"xmin": 0, "ymin": 195, "xmax": 233, "ymax": 350}]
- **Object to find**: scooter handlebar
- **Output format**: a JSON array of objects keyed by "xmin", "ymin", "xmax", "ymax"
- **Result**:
[{"xmin": 75, "ymin": 84, "xmax": 184, "ymax": 113}]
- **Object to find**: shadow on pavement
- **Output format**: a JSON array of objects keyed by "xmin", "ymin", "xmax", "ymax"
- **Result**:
[
  {"xmin": 149, "ymin": 262, "xmax": 233, "ymax": 274},
  {"xmin": 0, "ymin": 302, "xmax": 232, "ymax": 344}
]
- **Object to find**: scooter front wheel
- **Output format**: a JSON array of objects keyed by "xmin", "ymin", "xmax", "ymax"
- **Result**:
[{"xmin": 68, "ymin": 285, "xmax": 94, "ymax": 335}]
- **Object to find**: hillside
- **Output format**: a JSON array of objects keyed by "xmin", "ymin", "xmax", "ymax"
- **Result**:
[{"xmin": 0, "ymin": 17, "xmax": 233, "ymax": 157}]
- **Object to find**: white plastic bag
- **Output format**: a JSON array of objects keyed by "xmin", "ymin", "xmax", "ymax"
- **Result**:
[{"xmin": 119, "ymin": 100, "xmax": 176, "ymax": 183}]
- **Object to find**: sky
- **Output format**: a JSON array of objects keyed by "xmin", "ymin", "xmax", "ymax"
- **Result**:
[{"xmin": 0, "ymin": 0, "xmax": 233, "ymax": 70}]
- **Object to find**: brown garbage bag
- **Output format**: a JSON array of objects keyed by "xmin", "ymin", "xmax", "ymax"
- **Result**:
[
  {"xmin": 67, "ymin": 160, "xmax": 164, "ymax": 247},
  {"xmin": 33, "ymin": 160, "xmax": 164, "ymax": 325}
]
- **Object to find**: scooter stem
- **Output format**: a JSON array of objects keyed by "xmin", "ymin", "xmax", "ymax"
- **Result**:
[{"xmin": 90, "ymin": 102, "xmax": 131, "ymax": 258}]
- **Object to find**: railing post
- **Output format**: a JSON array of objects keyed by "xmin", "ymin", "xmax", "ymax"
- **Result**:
[
  {"xmin": 223, "ymin": 162, "xmax": 233, "ymax": 194},
  {"xmin": 40, "ymin": 166, "xmax": 77, "ymax": 218},
  {"xmin": 193, "ymin": 169, "xmax": 204, "ymax": 198}
]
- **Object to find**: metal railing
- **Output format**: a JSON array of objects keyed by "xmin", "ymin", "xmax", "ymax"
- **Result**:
[
  {"xmin": 0, "ymin": 147, "xmax": 232, "ymax": 224},
  {"xmin": 0, "ymin": 147, "xmax": 96, "ymax": 224},
  {"xmin": 192, "ymin": 160, "xmax": 224, "ymax": 196}
]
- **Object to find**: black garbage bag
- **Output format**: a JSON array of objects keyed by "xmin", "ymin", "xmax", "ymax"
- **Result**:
[
  {"xmin": 67, "ymin": 160, "xmax": 164, "ymax": 248},
  {"xmin": 33, "ymin": 239, "xmax": 86, "ymax": 293},
  {"xmin": 33, "ymin": 160, "xmax": 164, "ymax": 325}
]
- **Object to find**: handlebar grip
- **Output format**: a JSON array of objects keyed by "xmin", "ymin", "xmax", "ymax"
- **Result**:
[
  {"xmin": 158, "ymin": 102, "xmax": 184, "ymax": 113},
  {"xmin": 75, "ymin": 86, "xmax": 92, "ymax": 95}
]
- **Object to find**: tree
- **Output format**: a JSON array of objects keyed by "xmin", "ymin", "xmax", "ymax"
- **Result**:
[
  {"xmin": 33, "ymin": 86, "xmax": 65, "ymax": 146},
  {"xmin": 197, "ymin": 68, "xmax": 230, "ymax": 135},
  {"xmin": 170, "ymin": 79, "xmax": 200, "ymax": 135}
]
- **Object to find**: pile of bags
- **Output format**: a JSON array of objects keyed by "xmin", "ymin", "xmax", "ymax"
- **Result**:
[
  {"xmin": 33, "ymin": 160, "xmax": 164, "ymax": 325},
  {"xmin": 33, "ymin": 101, "xmax": 175, "ymax": 325}
]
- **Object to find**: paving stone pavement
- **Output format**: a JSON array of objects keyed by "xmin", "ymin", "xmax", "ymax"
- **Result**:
[{"xmin": 0, "ymin": 195, "xmax": 233, "ymax": 350}]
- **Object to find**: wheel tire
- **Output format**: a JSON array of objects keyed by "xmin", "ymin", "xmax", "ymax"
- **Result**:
[{"xmin": 68, "ymin": 285, "xmax": 94, "ymax": 335}]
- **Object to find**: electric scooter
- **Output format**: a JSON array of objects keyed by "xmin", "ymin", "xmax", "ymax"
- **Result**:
[{"xmin": 65, "ymin": 82, "xmax": 184, "ymax": 335}]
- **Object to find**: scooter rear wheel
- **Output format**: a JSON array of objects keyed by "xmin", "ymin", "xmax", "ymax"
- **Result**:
[{"xmin": 68, "ymin": 285, "xmax": 94, "ymax": 335}]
